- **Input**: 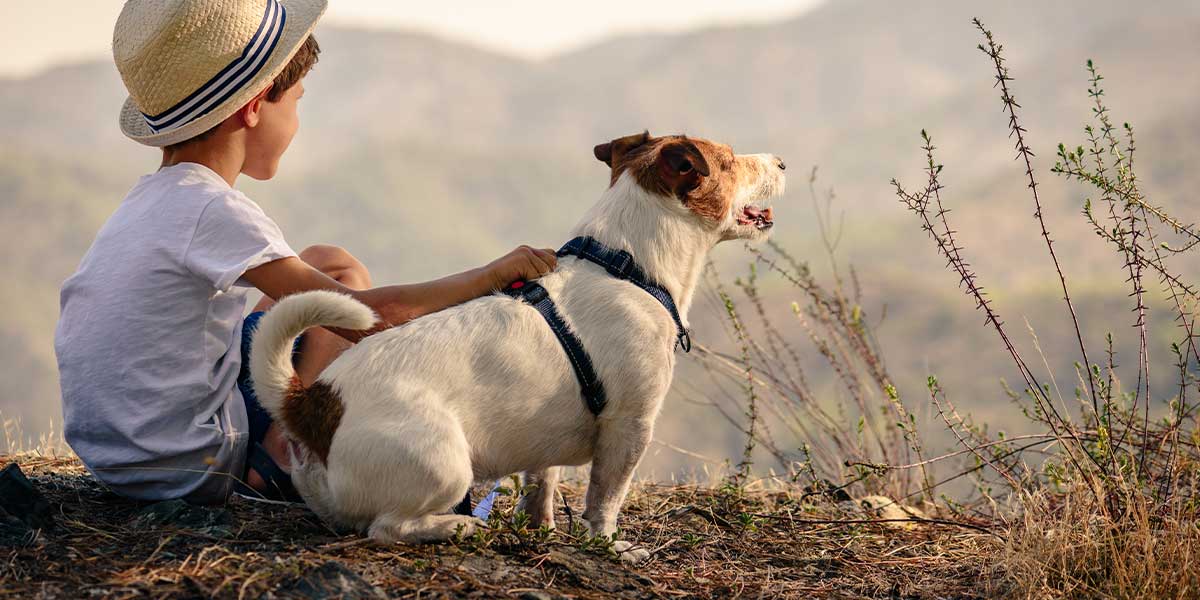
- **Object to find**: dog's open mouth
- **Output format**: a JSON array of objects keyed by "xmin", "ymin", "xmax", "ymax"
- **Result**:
[{"xmin": 737, "ymin": 205, "xmax": 774, "ymax": 230}]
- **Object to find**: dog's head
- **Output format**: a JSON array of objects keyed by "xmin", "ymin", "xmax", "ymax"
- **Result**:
[{"xmin": 594, "ymin": 131, "xmax": 785, "ymax": 241}]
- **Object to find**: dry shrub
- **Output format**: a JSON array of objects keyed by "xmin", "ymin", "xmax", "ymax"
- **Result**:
[
  {"xmin": 889, "ymin": 18, "xmax": 1200, "ymax": 598},
  {"xmin": 682, "ymin": 14, "xmax": 1200, "ymax": 598},
  {"xmin": 683, "ymin": 168, "xmax": 936, "ymax": 504}
]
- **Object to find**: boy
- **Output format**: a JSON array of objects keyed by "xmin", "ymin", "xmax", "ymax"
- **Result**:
[{"xmin": 54, "ymin": 0, "xmax": 556, "ymax": 504}]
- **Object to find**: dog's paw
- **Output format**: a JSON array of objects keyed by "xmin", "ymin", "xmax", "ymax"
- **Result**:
[
  {"xmin": 452, "ymin": 517, "xmax": 487, "ymax": 539},
  {"xmin": 369, "ymin": 514, "xmax": 487, "ymax": 544},
  {"xmin": 515, "ymin": 499, "xmax": 556, "ymax": 530},
  {"xmin": 612, "ymin": 540, "xmax": 650, "ymax": 565},
  {"xmin": 525, "ymin": 511, "xmax": 555, "ymax": 530}
]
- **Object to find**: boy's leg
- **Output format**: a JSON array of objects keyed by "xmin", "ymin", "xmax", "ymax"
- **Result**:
[
  {"xmin": 250, "ymin": 244, "xmax": 372, "ymax": 384},
  {"xmin": 246, "ymin": 244, "xmax": 371, "ymax": 492}
]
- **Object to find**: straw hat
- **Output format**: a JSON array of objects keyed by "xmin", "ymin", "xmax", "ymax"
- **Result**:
[{"xmin": 114, "ymin": 0, "xmax": 328, "ymax": 147}]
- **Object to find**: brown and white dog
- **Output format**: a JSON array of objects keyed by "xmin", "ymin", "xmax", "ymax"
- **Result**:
[{"xmin": 249, "ymin": 132, "xmax": 784, "ymax": 562}]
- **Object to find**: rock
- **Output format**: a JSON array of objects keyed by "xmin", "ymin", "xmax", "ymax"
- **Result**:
[
  {"xmin": 857, "ymin": 495, "xmax": 926, "ymax": 529},
  {"xmin": 0, "ymin": 462, "xmax": 54, "ymax": 546},
  {"xmin": 544, "ymin": 549, "xmax": 654, "ymax": 594},
  {"xmin": 131, "ymin": 498, "xmax": 234, "ymax": 538},
  {"xmin": 274, "ymin": 561, "xmax": 387, "ymax": 599},
  {"xmin": 456, "ymin": 554, "xmax": 514, "ymax": 583},
  {"xmin": 0, "ymin": 463, "xmax": 54, "ymax": 529}
]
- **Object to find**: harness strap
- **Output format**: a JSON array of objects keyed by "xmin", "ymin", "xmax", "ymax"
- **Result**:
[
  {"xmin": 556, "ymin": 236, "xmax": 692, "ymax": 352},
  {"xmin": 503, "ymin": 281, "xmax": 607, "ymax": 415},
  {"xmin": 502, "ymin": 236, "xmax": 691, "ymax": 417}
]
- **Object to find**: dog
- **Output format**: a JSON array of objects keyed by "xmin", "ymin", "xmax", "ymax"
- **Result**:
[{"xmin": 249, "ymin": 131, "xmax": 784, "ymax": 563}]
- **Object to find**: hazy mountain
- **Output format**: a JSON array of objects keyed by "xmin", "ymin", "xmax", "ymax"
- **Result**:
[{"xmin": 3, "ymin": 0, "xmax": 1197, "ymax": 473}]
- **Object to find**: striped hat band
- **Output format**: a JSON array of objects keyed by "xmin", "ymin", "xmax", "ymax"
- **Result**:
[{"xmin": 141, "ymin": 0, "xmax": 287, "ymax": 134}]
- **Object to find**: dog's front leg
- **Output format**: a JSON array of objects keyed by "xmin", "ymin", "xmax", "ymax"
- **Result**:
[
  {"xmin": 583, "ymin": 418, "xmax": 652, "ymax": 564},
  {"xmin": 517, "ymin": 467, "xmax": 560, "ymax": 529}
]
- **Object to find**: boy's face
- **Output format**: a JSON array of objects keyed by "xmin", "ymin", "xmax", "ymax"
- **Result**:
[{"xmin": 243, "ymin": 80, "xmax": 304, "ymax": 180}]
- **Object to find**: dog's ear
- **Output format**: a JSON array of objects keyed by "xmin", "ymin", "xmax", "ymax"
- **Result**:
[
  {"xmin": 594, "ymin": 130, "xmax": 651, "ymax": 167},
  {"xmin": 654, "ymin": 138, "xmax": 711, "ymax": 199}
]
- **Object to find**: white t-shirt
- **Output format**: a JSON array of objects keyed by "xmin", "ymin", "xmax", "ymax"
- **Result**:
[{"xmin": 54, "ymin": 162, "xmax": 296, "ymax": 503}]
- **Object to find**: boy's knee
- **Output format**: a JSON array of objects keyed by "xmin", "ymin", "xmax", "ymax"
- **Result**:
[
  {"xmin": 298, "ymin": 244, "xmax": 353, "ymax": 269},
  {"xmin": 299, "ymin": 244, "xmax": 371, "ymax": 289}
]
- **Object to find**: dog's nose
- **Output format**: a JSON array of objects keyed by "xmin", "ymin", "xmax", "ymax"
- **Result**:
[{"xmin": 775, "ymin": 157, "xmax": 786, "ymax": 171}]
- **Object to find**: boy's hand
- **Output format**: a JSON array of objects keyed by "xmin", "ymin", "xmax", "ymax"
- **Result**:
[{"xmin": 485, "ymin": 245, "xmax": 558, "ymax": 290}]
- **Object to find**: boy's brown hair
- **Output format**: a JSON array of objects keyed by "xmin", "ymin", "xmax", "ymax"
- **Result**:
[{"xmin": 163, "ymin": 35, "xmax": 321, "ymax": 151}]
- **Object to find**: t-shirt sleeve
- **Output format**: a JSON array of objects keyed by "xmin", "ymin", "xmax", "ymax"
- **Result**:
[{"xmin": 184, "ymin": 191, "xmax": 297, "ymax": 292}]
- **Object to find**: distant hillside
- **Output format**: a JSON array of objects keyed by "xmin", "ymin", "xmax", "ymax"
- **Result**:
[{"xmin": 2, "ymin": 0, "xmax": 1198, "ymax": 473}]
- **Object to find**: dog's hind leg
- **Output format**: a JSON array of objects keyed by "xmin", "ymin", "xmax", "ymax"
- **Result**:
[
  {"xmin": 517, "ymin": 467, "xmax": 560, "ymax": 529},
  {"xmin": 583, "ymin": 416, "xmax": 653, "ymax": 564},
  {"xmin": 336, "ymin": 399, "xmax": 484, "ymax": 544},
  {"xmin": 360, "ymin": 454, "xmax": 485, "ymax": 544}
]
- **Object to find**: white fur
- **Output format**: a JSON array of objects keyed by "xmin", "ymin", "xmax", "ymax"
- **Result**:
[
  {"xmin": 249, "ymin": 289, "xmax": 378, "ymax": 416},
  {"xmin": 250, "ymin": 153, "xmax": 784, "ymax": 561}
]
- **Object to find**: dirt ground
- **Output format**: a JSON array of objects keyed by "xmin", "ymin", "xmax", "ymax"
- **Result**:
[{"xmin": 1, "ymin": 454, "xmax": 1000, "ymax": 599}]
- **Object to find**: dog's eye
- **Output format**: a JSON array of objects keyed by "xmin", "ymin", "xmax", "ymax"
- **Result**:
[{"xmin": 677, "ymin": 159, "xmax": 693, "ymax": 173}]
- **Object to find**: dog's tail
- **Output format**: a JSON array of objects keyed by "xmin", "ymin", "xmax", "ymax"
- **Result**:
[{"xmin": 249, "ymin": 290, "xmax": 377, "ymax": 458}]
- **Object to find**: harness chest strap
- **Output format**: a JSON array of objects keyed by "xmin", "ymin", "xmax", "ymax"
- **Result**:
[
  {"xmin": 503, "ymin": 236, "xmax": 692, "ymax": 417},
  {"xmin": 503, "ymin": 280, "xmax": 607, "ymax": 415}
]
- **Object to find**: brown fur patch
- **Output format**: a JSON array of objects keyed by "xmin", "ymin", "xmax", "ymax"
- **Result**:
[
  {"xmin": 598, "ymin": 132, "xmax": 762, "ymax": 225},
  {"xmin": 594, "ymin": 131, "xmax": 650, "ymax": 173},
  {"xmin": 280, "ymin": 377, "xmax": 344, "ymax": 463}
]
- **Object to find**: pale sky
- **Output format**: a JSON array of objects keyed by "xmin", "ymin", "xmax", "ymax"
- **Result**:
[{"xmin": 0, "ymin": 1, "xmax": 823, "ymax": 78}]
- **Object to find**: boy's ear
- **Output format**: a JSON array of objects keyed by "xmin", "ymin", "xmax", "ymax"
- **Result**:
[{"xmin": 239, "ymin": 85, "xmax": 274, "ymax": 128}]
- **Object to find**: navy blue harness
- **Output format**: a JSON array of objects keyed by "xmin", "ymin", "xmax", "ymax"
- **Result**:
[{"xmin": 502, "ymin": 236, "xmax": 691, "ymax": 416}]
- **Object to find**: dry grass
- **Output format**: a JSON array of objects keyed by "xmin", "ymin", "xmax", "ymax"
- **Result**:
[
  {"xmin": 2, "ymin": 453, "xmax": 1003, "ymax": 599},
  {"xmin": 996, "ymin": 492, "xmax": 1200, "ymax": 599},
  {"xmin": 2, "ymin": 411, "xmax": 70, "ymax": 457}
]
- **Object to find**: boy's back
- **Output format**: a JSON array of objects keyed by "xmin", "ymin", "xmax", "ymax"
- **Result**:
[{"xmin": 56, "ymin": 162, "xmax": 294, "ymax": 501}]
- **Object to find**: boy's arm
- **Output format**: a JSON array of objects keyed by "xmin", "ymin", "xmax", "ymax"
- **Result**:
[{"xmin": 241, "ymin": 246, "xmax": 558, "ymax": 342}]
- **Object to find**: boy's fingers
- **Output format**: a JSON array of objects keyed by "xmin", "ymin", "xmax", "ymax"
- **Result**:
[
  {"xmin": 507, "ymin": 245, "xmax": 556, "ymax": 280},
  {"xmin": 528, "ymin": 253, "xmax": 553, "ymax": 276}
]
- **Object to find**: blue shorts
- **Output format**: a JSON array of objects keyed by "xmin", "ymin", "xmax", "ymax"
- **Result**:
[{"xmin": 237, "ymin": 310, "xmax": 304, "ymax": 449}]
